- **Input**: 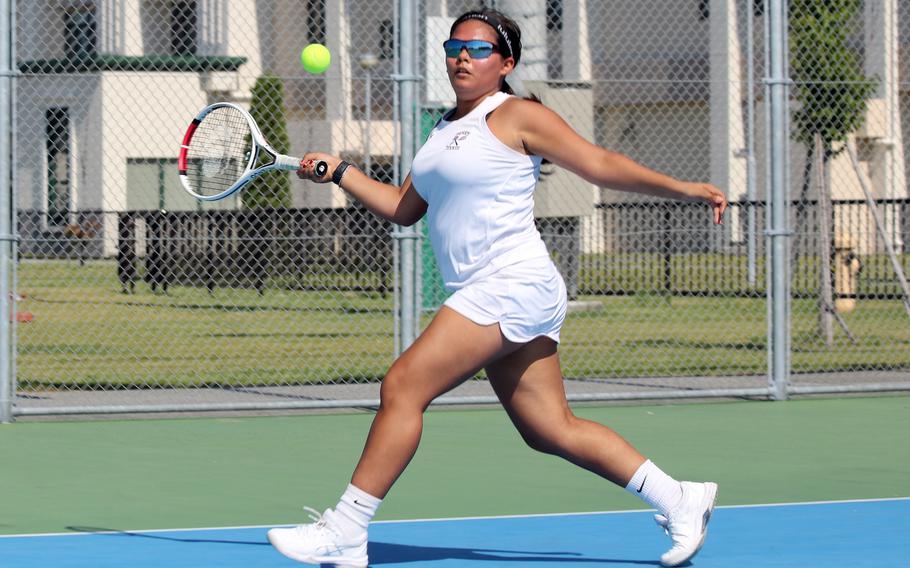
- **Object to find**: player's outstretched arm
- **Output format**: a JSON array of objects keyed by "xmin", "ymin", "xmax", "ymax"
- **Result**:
[
  {"xmin": 298, "ymin": 153, "xmax": 427, "ymax": 226},
  {"xmin": 510, "ymin": 100, "xmax": 727, "ymax": 224}
]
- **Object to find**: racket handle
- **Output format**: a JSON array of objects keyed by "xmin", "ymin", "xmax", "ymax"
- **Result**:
[{"xmin": 277, "ymin": 155, "xmax": 329, "ymax": 179}]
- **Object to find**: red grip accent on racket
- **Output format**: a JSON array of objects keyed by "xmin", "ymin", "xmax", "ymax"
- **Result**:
[{"xmin": 177, "ymin": 119, "xmax": 200, "ymax": 173}]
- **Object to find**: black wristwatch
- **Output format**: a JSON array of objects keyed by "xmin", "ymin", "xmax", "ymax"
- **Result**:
[{"xmin": 332, "ymin": 161, "xmax": 353, "ymax": 185}]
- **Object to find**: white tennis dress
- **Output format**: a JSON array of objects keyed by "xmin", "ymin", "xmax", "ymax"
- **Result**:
[{"xmin": 410, "ymin": 91, "xmax": 568, "ymax": 343}]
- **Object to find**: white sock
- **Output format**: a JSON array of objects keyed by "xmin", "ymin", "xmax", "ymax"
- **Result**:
[
  {"xmin": 333, "ymin": 484, "xmax": 382, "ymax": 537},
  {"xmin": 625, "ymin": 459, "xmax": 683, "ymax": 516}
]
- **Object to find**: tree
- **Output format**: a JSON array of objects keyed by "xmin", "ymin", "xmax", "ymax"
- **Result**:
[
  {"xmin": 241, "ymin": 74, "xmax": 293, "ymax": 294},
  {"xmin": 789, "ymin": 0, "xmax": 875, "ymax": 343},
  {"xmin": 790, "ymin": 0, "xmax": 875, "ymax": 156},
  {"xmin": 246, "ymin": 73, "xmax": 292, "ymax": 209}
]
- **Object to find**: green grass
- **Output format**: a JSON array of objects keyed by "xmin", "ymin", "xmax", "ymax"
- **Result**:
[
  {"xmin": 14, "ymin": 259, "xmax": 910, "ymax": 389},
  {"xmin": 577, "ymin": 251, "xmax": 910, "ymax": 296}
]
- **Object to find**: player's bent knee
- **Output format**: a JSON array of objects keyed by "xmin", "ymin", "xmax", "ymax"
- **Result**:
[
  {"xmin": 521, "ymin": 433, "xmax": 560, "ymax": 455},
  {"xmin": 518, "ymin": 425, "xmax": 566, "ymax": 455},
  {"xmin": 517, "ymin": 414, "xmax": 577, "ymax": 455},
  {"xmin": 379, "ymin": 367, "xmax": 429, "ymax": 412},
  {"xmin": 378, "ymin": 371, "xmax": 408, "ymax": 408}
]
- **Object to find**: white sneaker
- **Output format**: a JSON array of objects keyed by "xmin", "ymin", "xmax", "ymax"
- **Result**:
[
  {"xmin": 653, "ymin": 481, "xmax": 717, "ymax": 567},
  {"xmin": 267, "ymin": 507, "xmax": 368, "ymax": 567}
]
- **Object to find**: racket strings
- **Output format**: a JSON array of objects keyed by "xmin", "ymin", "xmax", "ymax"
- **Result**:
[{"xmin": 185, "ymin": 107, "xmax": 254, "ymax": 197}]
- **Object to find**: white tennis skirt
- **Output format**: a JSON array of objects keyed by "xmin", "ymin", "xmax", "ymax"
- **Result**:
[{"xmin": 443, "ymin": 256, "xmax": 568, "ymax": 343}]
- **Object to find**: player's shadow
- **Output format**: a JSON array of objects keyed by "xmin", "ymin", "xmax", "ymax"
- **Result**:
[
  {"xmin": 368, "ymin": 541, "xmax": 665, "ymax": 565},
  {"xmin": 65, "ymin": 527, "xmax": 675, "ymax": 566},
  {"xmin": 65, "ymin": 526, "xmax": 269, "ymax": 546}
]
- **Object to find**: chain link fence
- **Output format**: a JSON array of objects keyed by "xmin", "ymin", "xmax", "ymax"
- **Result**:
[{"xmin": 4, "ymin": 0, "xmax": 910, "ymax": 418}]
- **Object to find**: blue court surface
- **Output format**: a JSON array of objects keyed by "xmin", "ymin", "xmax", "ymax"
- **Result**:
[{"xmin": 2, "ymin": 498, "xmax": 907, "ymax": 567}]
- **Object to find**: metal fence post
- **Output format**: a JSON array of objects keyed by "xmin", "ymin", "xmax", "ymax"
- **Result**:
[
  {"xmin": 394, "ymin": 0, "xmax": 419, "ymax": 355},
  {"xmin": 745, "ymin": 0, "xmax": 758, "ymax": 287},
  {"xmin": 0, "ymin": 0, "xmax": 15, "ymax": 423},
  {"xmin": 766, "ymin": 0, "xmax": 792, "ymax": 401}
]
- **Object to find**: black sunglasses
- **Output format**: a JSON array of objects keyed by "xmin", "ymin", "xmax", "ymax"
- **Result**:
[{"xmin": 443, "ymin": 39, "xmax": 499, "ymax": 59}]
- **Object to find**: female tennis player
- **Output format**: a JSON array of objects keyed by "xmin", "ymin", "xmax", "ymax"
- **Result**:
[{"xmin": 268, "ymin": 8, "xmax": 727, "ymax": 567}]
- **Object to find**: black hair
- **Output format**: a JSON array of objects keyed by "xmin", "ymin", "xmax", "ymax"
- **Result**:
[{"xmin": 450, "ymin": 8, "xmax": 540, "ymax": 101}]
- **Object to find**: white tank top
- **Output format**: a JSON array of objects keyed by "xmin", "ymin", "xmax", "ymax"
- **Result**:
[{"xmin": 410, "ymin": 91, "xmax": 550, "ymax": 290}]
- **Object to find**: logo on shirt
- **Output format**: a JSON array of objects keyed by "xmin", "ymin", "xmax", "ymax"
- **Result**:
[{"xmin": 446, "ymin": 131, "xmax": 471, "ymax": 150}]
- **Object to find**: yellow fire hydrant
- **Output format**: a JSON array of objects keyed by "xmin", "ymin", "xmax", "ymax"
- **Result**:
[{"xmin": 834, "ymin": 233, "xmax": 862, "ymax": 313}]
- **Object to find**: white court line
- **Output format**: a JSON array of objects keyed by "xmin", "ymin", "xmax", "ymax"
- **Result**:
[
  {"xmin": 3, "ymin": 496, "xmax": 908, "ymax": 539},
  {"xmin": 372, "ymin": 495, "xmax": 910, "ymax": 524}
]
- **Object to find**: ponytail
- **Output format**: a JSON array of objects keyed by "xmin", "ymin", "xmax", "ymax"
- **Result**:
[{"xmin": 501, "ymin": 78, "xmax": 543, "ymax": 105}]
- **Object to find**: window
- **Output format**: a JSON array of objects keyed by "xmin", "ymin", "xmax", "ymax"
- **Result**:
[
  {"xmin": 64, "ymin": 6, "xmax": 97, "ymax": 60},
  {"xmin": 546, "ymin": 0, "xmax": 563, "ymax": 79},
  {"xmin": 369, "ymin": 161, "xmax": 395, "ymax": 184},
  {"xmin": 547, "ymin": 0, "xmax": 563, "ymax": 32},
  {"xmin": 378, "ymin": 19, "xmax": 394, "ymax": 60},
  {"xmin": 307, "ymin": 0, "xmax": 326, "ymax": 45},
  {"xmin": 171, "ymin": 1, "xmax": 198, "ymax": 56},
  {"xmin": 700, "ymin": 0, "xmax": 765, "ymax": 21},
  {"xmin": 126, "ymin": 158, "xmax": 201, "ymax": 211},
  {"xmin": 45, "ymin": 109, "xmax": 71, "ymax": 228}
]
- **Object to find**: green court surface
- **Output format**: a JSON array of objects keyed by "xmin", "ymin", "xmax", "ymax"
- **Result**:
[{"xmin": 1, "ymin": 396, "xmax": 908, "ymax": 536}]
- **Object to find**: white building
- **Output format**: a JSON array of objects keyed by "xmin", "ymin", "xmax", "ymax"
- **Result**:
[{"xmin": 14, "ymin": 0, "xmax": 907, "ymax": 256}]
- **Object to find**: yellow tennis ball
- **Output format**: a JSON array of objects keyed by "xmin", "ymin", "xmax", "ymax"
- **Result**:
[{"xmin": 301, "ymin": 43, "xmax": 331, "ymax": 74}]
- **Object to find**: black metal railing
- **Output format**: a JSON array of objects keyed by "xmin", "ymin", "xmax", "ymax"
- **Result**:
[
  {"xmin": 118, "ymin": 207, "xmax": 392, "ymax": 294},
  {"xmin": 579, "ymin": 198, "xmax": 909, "ymax": 298},
  {"xmin": 16, "ymin": 198, "xmax": 910, "ymax": 299}
]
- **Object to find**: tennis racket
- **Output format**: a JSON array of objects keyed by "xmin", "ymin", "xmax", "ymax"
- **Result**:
[{"xmin": 178, "ymin": 102, "xmax": 327, "ymax": 201}]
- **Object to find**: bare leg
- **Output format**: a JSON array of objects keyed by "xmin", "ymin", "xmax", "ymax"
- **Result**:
[
  {"xmin": 486, "ymin": 342, "xmax": 719, "ymax": 566},
  {"xmin": 266, "ymin": 310, "xmax": 516, "ymax": 568},
  {"xmin": 486, "ymin": 337, "xmax": 646, "ymax": 486},
  {"xmin": 351, "ymin": 307, "xmax": 521, "ymax": 498}
]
